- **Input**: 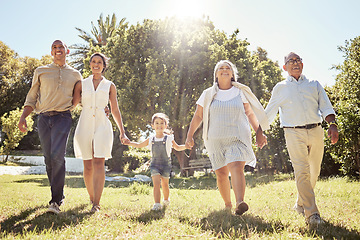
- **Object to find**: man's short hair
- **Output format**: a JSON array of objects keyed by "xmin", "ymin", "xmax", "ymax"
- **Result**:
[{"xmin": 284, "ymin": 52, "xmax": 300, "ymax": 64}]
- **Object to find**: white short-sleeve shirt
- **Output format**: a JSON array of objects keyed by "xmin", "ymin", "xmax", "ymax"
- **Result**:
[
  {"xmin": 196, "ymin": 86, "xmax": 248, "ymax": 107},
  {"xmin": 147, "ymin": 134, "xmax": 174, "ymax": 157}
]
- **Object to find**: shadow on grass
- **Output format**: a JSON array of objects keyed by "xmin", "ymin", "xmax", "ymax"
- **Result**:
[
  {"xmin": 0, "ymin": 204, "xmax": 91, "ymax": 237},
  {"xmin": 13, "ymin": 172, "xmax": 294, "ymax": 191},
  {"xmin": 14, "ymin": 176, "xmax": 136, "ymax": 189},
  {"xmin": 181, "ymin": 209, "xmax": 287, "ymax": 238},
  {"xmin": 181, "ymin": 209, "xmax": 360, "ymax": 239},
  {"xmin": 15, "ymin": 177, "xmax": 86, "ymax": 188},
  {"xmin": 132, "ymin": 208, "xmax": 166, "ymax": 224},
  {"xmin": 170, "ymin": 173, "xmax": 294, "ymax": 190},
  {"xmin": 299, "ymin": 219, "xmax": 360, "ymax": 239}
]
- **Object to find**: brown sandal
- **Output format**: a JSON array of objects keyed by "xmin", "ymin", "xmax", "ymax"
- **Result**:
[{"xmin": 235, "ymin": 201, "xmax": 248, "ymax": 215}]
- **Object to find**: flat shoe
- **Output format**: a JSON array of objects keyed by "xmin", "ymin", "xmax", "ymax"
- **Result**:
[
  {"xmin": 235, "ymin": 201, "xmax": 249, "ymax": 215},
  {"xmin": 90, "ymin": 205, "xmax": 100, "ymax": 213}
]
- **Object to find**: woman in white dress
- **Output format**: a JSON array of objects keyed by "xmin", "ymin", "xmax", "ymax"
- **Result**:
[
  {"xmin": 73, "ymin": 52, "xmax": 129, "ymax": 212},
  {"xmin": 185, "ymin": 60, "xmax": 268, "ymax": 215}
]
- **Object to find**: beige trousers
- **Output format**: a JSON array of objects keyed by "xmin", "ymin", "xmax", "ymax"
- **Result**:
[{"xmin": 284, "ymin": 126, "xmax": 324, "ymax": 218}]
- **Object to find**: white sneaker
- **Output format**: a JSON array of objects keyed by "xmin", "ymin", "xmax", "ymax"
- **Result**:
[
  {"xmin": 48, "ymin": 202, "xmax": 61, "ymax": 214},
  {"xmin": 307, "ymin": 213, "xmax": 324, "ymax": 226},
  {"xmin": 151, "ymin": 203, "xmax": 162, "ymax": 211},
  {"xmin": 91, "ymin": 205, "xmax": 101, "ymax": 213},
  {"xmin": 163, "ymin": 200, "xmax": 170, "ymax": 207}
]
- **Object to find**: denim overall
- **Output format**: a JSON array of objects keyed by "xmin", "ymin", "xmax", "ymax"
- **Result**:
[{"xmin": 150, "ymin": 135, "xmax": 171, "ymax": 178}]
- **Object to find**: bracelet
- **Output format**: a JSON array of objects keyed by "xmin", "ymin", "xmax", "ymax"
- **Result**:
[{"xmin": 329, "ymin": 121, "xmax": 338, "ymax": 127}]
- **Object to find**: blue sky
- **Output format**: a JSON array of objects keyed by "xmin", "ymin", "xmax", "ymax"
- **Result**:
[{"xmin": 1, "ymin": 0, "xmax": 359, "ymax": 86}]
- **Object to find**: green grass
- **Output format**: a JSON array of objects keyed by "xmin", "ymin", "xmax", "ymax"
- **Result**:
[{"xmin": 0, "ymin": 173, "xmax": 359, "ymax": 239}]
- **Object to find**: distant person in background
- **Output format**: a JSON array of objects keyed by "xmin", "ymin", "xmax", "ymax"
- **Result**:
[
  {"xmin": 124, "ymin": 113, "xmax": 188, "ymax": 211},
  {"xmin": 18, "ymin": 40, "xmax": 82, "ymax": 214},
  {"xmin": 185, "ymin": 60, "xmax": 269, "ymax": 215},
  {"xmin": 265, "ymin": 52, "xmax": 339, "ymax": 226},
  {"xmin": 72, "ymin": 52, "xmax": 129, "ymax": 213}
]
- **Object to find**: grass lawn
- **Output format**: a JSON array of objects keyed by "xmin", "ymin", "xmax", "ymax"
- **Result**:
[{"xmin": 0, "ymin": 173, "xmax": 359, "ymax": 239}]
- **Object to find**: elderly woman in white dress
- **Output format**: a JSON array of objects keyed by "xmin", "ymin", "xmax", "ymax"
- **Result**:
[
  {"xmin": 73, "ymin": 52, "xmax": 129, "ymax": 212},
  {"xmin": 185, "ymin": 60, "xmax": 269, "ymax": 215}
]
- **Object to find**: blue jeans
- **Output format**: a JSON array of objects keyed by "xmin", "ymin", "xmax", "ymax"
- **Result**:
[{"xmin": 37, "ymin": 111, "xmax": 72, "ymax": 205}]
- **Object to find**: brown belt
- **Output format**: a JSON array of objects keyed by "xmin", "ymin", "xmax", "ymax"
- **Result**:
[
  {"xmin": 283, "ymin": 123, "xmax": 321, "ymax": 129},
  {"xmin": 41, "ymin": 110, "xmax": 70, "ymax": 117}
]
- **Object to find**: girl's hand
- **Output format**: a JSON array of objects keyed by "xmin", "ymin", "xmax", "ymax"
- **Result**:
[
  {"xmin": 120, "ymin": 133, "xmax": 130, "ymax": 145},
  {"xmin": 185, "ymin": 137, "xmax": 194, "ymax": 149}
]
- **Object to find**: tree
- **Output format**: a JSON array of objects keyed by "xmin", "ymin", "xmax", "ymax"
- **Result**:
[
  {"xmin": 1, "ymin": 42, "xmax": 52, "ymax": 117},
  {"xmin": 69, "ymin": 13, "xmax": 128, "ymax": 71},
  {"xmin": 98, "ymin": 17, "xmax": 283, "ymax": 174},
  {"xmin": 329, "ymin": 36, "xmax": 360, "ymax": 177},
  {"xmin": 103, "ymin": 17, "xmax": 222, "ymax": 173},
  {"xmin": 1, "ymin": 108, "xmax": 34, "ymax": 162}
]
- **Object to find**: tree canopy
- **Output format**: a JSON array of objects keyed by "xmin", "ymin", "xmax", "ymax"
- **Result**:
[
  {"xmin": 69, "ymin": 13, "xmax": 128, "ymax": 72},
  {"xmin": 2, "ymin": 15, "xmax": 359, "ymax": 178},
  {"xmin": 87, "ymin": 16, "xmax": 284, "ymax": 171}
]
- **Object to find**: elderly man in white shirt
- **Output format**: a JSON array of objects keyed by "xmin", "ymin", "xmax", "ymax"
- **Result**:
[{"xmin": 265, "ymin": 52, "xmax": 339, "ymax": 226}]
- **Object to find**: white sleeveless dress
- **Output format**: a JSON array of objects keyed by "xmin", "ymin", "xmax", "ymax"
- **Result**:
[
  {"xmin": 73, "ymin": 76, "xmax": 113, "ymax": 160},
  {"xmin": 204, "ymin": 94, "xmax": 256, "ymax": 170}
]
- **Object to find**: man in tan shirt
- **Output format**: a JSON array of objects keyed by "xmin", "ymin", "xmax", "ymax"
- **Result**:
[{"xmin": 18, "ymin": 40, "xmax": 82, "ymax": 214}]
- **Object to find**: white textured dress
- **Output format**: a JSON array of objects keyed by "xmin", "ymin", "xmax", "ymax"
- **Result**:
[{"xmin": 73, "ymin": 76, "xmax": 113, "ymax": 160}]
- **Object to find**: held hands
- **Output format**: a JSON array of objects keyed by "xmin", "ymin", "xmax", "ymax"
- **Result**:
[
  {"xmin": 328, "ymin": 125, "xmax": 339, "ymax": 144},
  {"xmin": 104, "ymin": 106, "xmax": 110, "ymax": 118},
  {"xmin": 120, "ymin": 133, "xmax": 130, "ymax": 145},
  {"xmin": 256, "ymin": 127, "xmax": 267, "ymax": 149},
  {"xmin": 185, "ymin": 137, "xmax": 194, "ymax": 150}
]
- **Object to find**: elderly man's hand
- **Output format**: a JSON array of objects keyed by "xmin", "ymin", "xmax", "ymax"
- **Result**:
[
  {"xmin": 328, "ymin": 125, "xmax": 339, "ymax": 144},
  {"xmin": 256, "ymin": 132, "xmax": 267, "ymax": 149}
]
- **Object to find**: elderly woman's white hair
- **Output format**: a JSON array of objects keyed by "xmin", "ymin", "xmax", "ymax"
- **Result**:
[{"xmin": 213, "ymin": 60, "xmax": 239, "ymax": 84}]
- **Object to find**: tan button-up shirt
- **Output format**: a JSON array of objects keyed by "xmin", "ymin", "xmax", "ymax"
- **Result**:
[{"xmin": 24, "ymin": 63, "xmax": 82, "ymax": 113}]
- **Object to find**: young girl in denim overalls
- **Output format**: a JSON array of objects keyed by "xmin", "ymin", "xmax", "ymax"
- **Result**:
[{"xmin": 125, "ymin": 113, "xmax": 188, "ymax": 210}]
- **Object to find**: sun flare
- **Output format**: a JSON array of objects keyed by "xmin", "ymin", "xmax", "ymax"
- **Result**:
[{"xmin": 170, "ymin": 0, "xmax": 206, "ymax": 19}]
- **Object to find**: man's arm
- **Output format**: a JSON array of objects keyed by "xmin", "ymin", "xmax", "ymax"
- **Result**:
[
  {"xmin": 18, "ymin": 106, "xmax": 34, "ymax": 132},
  {"xmin": 264, "ymin": 85, "xmax": 281, "ymax": 124}
]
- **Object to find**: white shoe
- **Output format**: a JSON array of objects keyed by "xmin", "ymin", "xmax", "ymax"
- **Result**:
[
  {"xmin": 163, "ymin": 200, "xmax": 170, "ymax": 207},
  {"xmin": 151, "ymin": 203, "xmax": 162, "ymax": 211},
  {"xmin": 48, "ymin": 202, "xmax": 61, "ymax": 214},
  {"xmin": 91, "ymin": 205, "xmax": 101, "ymax": 213},
  {"xmin": 307, "ymin": 213, "xmax": 324, "ymax": 226}
]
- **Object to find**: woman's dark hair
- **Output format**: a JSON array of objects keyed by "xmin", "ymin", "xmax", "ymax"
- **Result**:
[{"xmin": 89, "ymin": 52, "xmax": 109, "ymax": 73}]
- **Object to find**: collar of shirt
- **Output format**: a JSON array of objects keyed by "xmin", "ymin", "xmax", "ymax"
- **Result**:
[
  {"xmin": 51, "ymin": 62, "xmax": 68, "ymax": 69},
  {"xmin": 287, "ymin": 74, "xmax": 307, "ymax": 84}
]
